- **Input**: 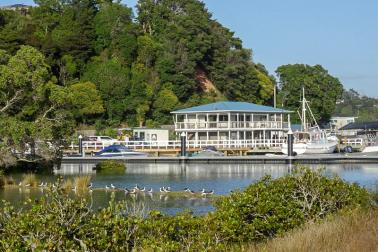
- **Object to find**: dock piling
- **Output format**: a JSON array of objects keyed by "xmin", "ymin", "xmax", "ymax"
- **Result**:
[
  {"xmin": 78, "ymin": 135, "xmax": 84, "ymax": 157},
  {"xmin": 180, "ymin": 132, "xmax": 187, "ymax": 158}
]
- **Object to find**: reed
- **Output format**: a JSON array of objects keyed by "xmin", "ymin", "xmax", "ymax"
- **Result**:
[
  {"xmin": 0, "ymin": 176, "xmax": 4, "ymax": 188},
  {"xmin": 61, "ymin": 179, "xmax": 73, "ymax": 193},
  {"xmin": 247, "ymin": 208, "xmax": 378, "ymax": 252},
  {"xmin": 21, "ymin": 173, "xmax": 38, "ymax": 187},
  {"xmin": 73, "ymin": 175, "xmax": 91, "ymax": 191},
  {"xmin": 4, "ymin": 176, "xmax": 16, "ymax": 186}
]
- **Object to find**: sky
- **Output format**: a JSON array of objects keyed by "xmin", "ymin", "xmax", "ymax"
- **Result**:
[{"xmin": 3, "ymin": 0, "xmax": 378, "ymax": 97}]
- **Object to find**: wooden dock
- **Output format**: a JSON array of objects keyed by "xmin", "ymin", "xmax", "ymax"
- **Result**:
[{"xmin": 61, "ymin": 153, "xmax": 378, "ymax": 165}]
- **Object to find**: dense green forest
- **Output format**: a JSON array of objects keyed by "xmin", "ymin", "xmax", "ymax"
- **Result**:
[
  {"xmin": 0, "ymin": 0, "xmax": 347, "ymax": 166},
  {"xmin": 0, "ymin": 0, "xmax": 276, "ymax": 128},
  {"xmin": 334, "ymin": 89, "xmax": 378, "ymax": 122}
]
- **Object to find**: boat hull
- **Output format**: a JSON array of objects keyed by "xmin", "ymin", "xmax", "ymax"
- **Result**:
[{"xmin": 282, "ymin": 141, "xmax": 337, "ymax": 155}]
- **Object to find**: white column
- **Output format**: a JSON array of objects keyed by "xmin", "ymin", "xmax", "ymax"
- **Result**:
[
  {"xmin": 228, "ymin": 112, "xmax": 231, "ymax": 129},
  {"xmin": 244, "ymin": 113, "xmax": 246, "ymax": 128},
  {"xmin": 263, "ymin": 130, "xmax": 266, "ymax": 147},
  {"xmin": 195, "ymin": 113, "xmax": 198, "ymax": 129}
]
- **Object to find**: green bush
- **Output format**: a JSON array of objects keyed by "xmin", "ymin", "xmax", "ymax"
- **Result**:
[
  {"xmin": 214, "ymin": 167, "xmax": 372, "ymax": 243},
  {"xmin": 0, "ymin": 168, "xmax": 372, "ymax": 251},
  {"xmin": 95, "ymin": 160, "xmax": 126, "ymax": 175}
]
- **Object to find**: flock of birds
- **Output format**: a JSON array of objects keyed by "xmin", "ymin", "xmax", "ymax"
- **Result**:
[
  {"xmin": 18, "ymin": 182, "xmax": 215, "ymax": 196},
  {"xmin": 103, "ymin": 184, "xmax": 215, "ymax": 196}
]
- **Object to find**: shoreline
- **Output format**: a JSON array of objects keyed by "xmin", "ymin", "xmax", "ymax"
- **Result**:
[{"xmin": 61, "ymin": 153, "xmax": 378, "ymax": 164}]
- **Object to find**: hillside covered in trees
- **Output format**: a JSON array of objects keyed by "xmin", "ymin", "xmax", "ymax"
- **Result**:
[
  {"xmin": 334, "ymin": 89, "xmax": 378, "ymax": 122},
  {"xmin": 0, "ymin": 0, "xmax": 276, "ymax": 128}
]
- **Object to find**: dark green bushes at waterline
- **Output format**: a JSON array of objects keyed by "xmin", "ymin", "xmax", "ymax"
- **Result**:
[
  {"xmin": 0, "ymin": 168, "xmax": 372, "ymax": 251},
  {"xmin": 95, "ymin": 160, "xmax": 126, "ymax": 175}
]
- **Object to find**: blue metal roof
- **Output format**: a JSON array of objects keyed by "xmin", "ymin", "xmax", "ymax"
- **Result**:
[{"xmin": 172, "ymin": 101, "xmax": 291, "ymax": 114}]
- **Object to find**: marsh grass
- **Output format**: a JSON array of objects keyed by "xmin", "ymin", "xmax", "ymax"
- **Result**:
[
  {"xmin": 21, "ymin": 174, "xmax": 38, "ymax": 187},
  {"xmin": 61, "ymin": 179, "xmax": 73, "ymax": 193},
  {"xmin": 74, "ymin": 175, "xmax": 91, "ymax": 191},
  {"xmin": 4, "ymin": 176, "xmax": 15, "ymax": 185},
  {"xmin": 246, "ymin": 208, "xmax": 378, "ymax": 252},
  {"xmin": 0, "ymin": 176, "xmax": 4, "ymax": 188}
]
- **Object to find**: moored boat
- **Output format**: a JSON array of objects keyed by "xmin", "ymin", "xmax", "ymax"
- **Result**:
[
  {"xmin": 281, "ymin": 88, "xmax": 338, "ymax": 155},
  {"xmin": 192, "ymin": 146, "xmax": 225, "ymax": 157},
  {"xmin": 95, "ymin": 144, "xmax": 148, "ymax": 157}
]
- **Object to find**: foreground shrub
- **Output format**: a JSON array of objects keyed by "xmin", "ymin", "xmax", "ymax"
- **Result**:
[
  {"xmin": 0, "ymin": 168, "xmax": 372, "ymax": 251},
  {"xmin": 214, "ymin": 167, "xmax": 372, "ymax": 243}
]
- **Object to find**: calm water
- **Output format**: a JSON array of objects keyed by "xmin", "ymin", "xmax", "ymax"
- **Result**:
[{"xmin": 1, "ymin": 162, "xmax": 378, "ymax": 215}]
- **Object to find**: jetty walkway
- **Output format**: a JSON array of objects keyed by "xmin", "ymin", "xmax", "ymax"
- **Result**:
[{"xmin": 62, "ymin": 153, "xmax": 378, "ymax": 165}]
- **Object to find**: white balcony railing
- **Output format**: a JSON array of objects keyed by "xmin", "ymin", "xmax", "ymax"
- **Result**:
[
  {"xmin": 68, "ymin": 139, "xmax": 286, "ymax": 152},
  {"xmin": 175, "ymin": 121, "xmax": 288, "ymax": 130}
]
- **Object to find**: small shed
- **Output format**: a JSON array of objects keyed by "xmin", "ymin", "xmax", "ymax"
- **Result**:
[{"xmin": 132, "ymin": 128, "xmax": 169, "ymax": 142}]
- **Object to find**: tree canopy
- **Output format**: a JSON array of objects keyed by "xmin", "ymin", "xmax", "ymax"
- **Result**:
[
  {"xmin": 0, "ymin": 46, "xmax": 103, "ymax": 166},
  {"xmin": 276, "ymin": 64, "xmax": 343, "ymax": 125},
  {"xmin": 0, "ymin": 0, "xmax": 277, "ymax": 128},
  {"xmin": 334, "ymin": 89, "xmax": 378, "ymax": 122}
]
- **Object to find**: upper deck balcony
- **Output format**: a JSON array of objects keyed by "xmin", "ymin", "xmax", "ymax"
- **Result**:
[
  {"xmin": 175, "ymin": 121, "xmax": 289, "ymax": 130},
  {"xmin": 171, "ymin": 101, "xmax": 292, "ymax": 132}
]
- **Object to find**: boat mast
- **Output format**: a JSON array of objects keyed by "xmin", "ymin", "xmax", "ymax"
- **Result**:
[
  {"xmin": 302, "ymin": 87, "xmax": 320, "ymax": 130},
  {"xmin": 302, "ymin": 87, "xmax": 307, "ymax": 131}
]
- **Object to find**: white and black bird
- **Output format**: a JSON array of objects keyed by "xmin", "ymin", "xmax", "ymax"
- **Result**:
[
  {"xmin": 201, "ymin": 188, "xmax": 214, "ymax": 196},
  {"xmin": 129, "ymin": 188, "xmax": 137, "ymax": 194},
  {"xmin": 148, "ymin": 188, "xmax": 153, "ymax": 193},
  {"xmin": 87, "ymin": 183, "xmax": 93, "ymax": 189},
  {"xmin": 162, "ymin": 186, "xmax": 171, "ymax": 192},
  {"xmin": 110, "ymin": 183, "xmax": 116, "ymax": 190},
  {"xmin": 105, "ymin": 185, "xmax": 110, "ymax": 190}
]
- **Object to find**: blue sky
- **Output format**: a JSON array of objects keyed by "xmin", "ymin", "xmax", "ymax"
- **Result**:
[{"xmin": 3, "ymin": 0, "xmax": 378, "ymax": 97}]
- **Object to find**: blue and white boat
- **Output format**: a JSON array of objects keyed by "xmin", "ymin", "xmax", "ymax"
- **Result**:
[{"xmin": 95, "ymin": 144, "xmax": 149, "ymax": 157}]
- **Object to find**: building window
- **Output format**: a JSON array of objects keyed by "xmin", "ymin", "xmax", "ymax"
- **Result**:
[{"xmin": 219, "ymin": 115, "xmax": 228, "ymax": 121}]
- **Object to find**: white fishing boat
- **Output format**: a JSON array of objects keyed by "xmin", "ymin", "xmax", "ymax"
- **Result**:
[{"xmin": 281, "ymin": 88, "xmax": 338, "ymax": 155}]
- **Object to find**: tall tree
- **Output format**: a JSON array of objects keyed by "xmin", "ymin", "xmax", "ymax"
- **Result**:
[
  {"xmin": 0, "ymin": 46, "xmax": 103, "ymax": 166},
  {"xmin": 276, "ymin": 64, "xmax": 343, "ymax": 124}
]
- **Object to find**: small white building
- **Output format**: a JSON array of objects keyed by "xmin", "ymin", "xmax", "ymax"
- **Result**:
[
  {"xmin": 171, "ymin": 101, "xmax": 292, "ymax": 148},
  {"xmin": 133, "ymin": 128, "xmax": 169, "ymax": 142},
  {"xmin": 330, "ymin": 116, "xmax": 357, "ymax": 131}
]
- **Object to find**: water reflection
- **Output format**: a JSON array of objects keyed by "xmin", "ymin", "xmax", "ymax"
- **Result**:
[{"xmin": 1, "ymin": 162, "xmax": 377, "ymax": 214}]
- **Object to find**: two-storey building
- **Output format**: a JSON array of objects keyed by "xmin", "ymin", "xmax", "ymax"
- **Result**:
[{"xmin": 171, "ymin": 101, "xmax": 292, "ymax": 148}]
